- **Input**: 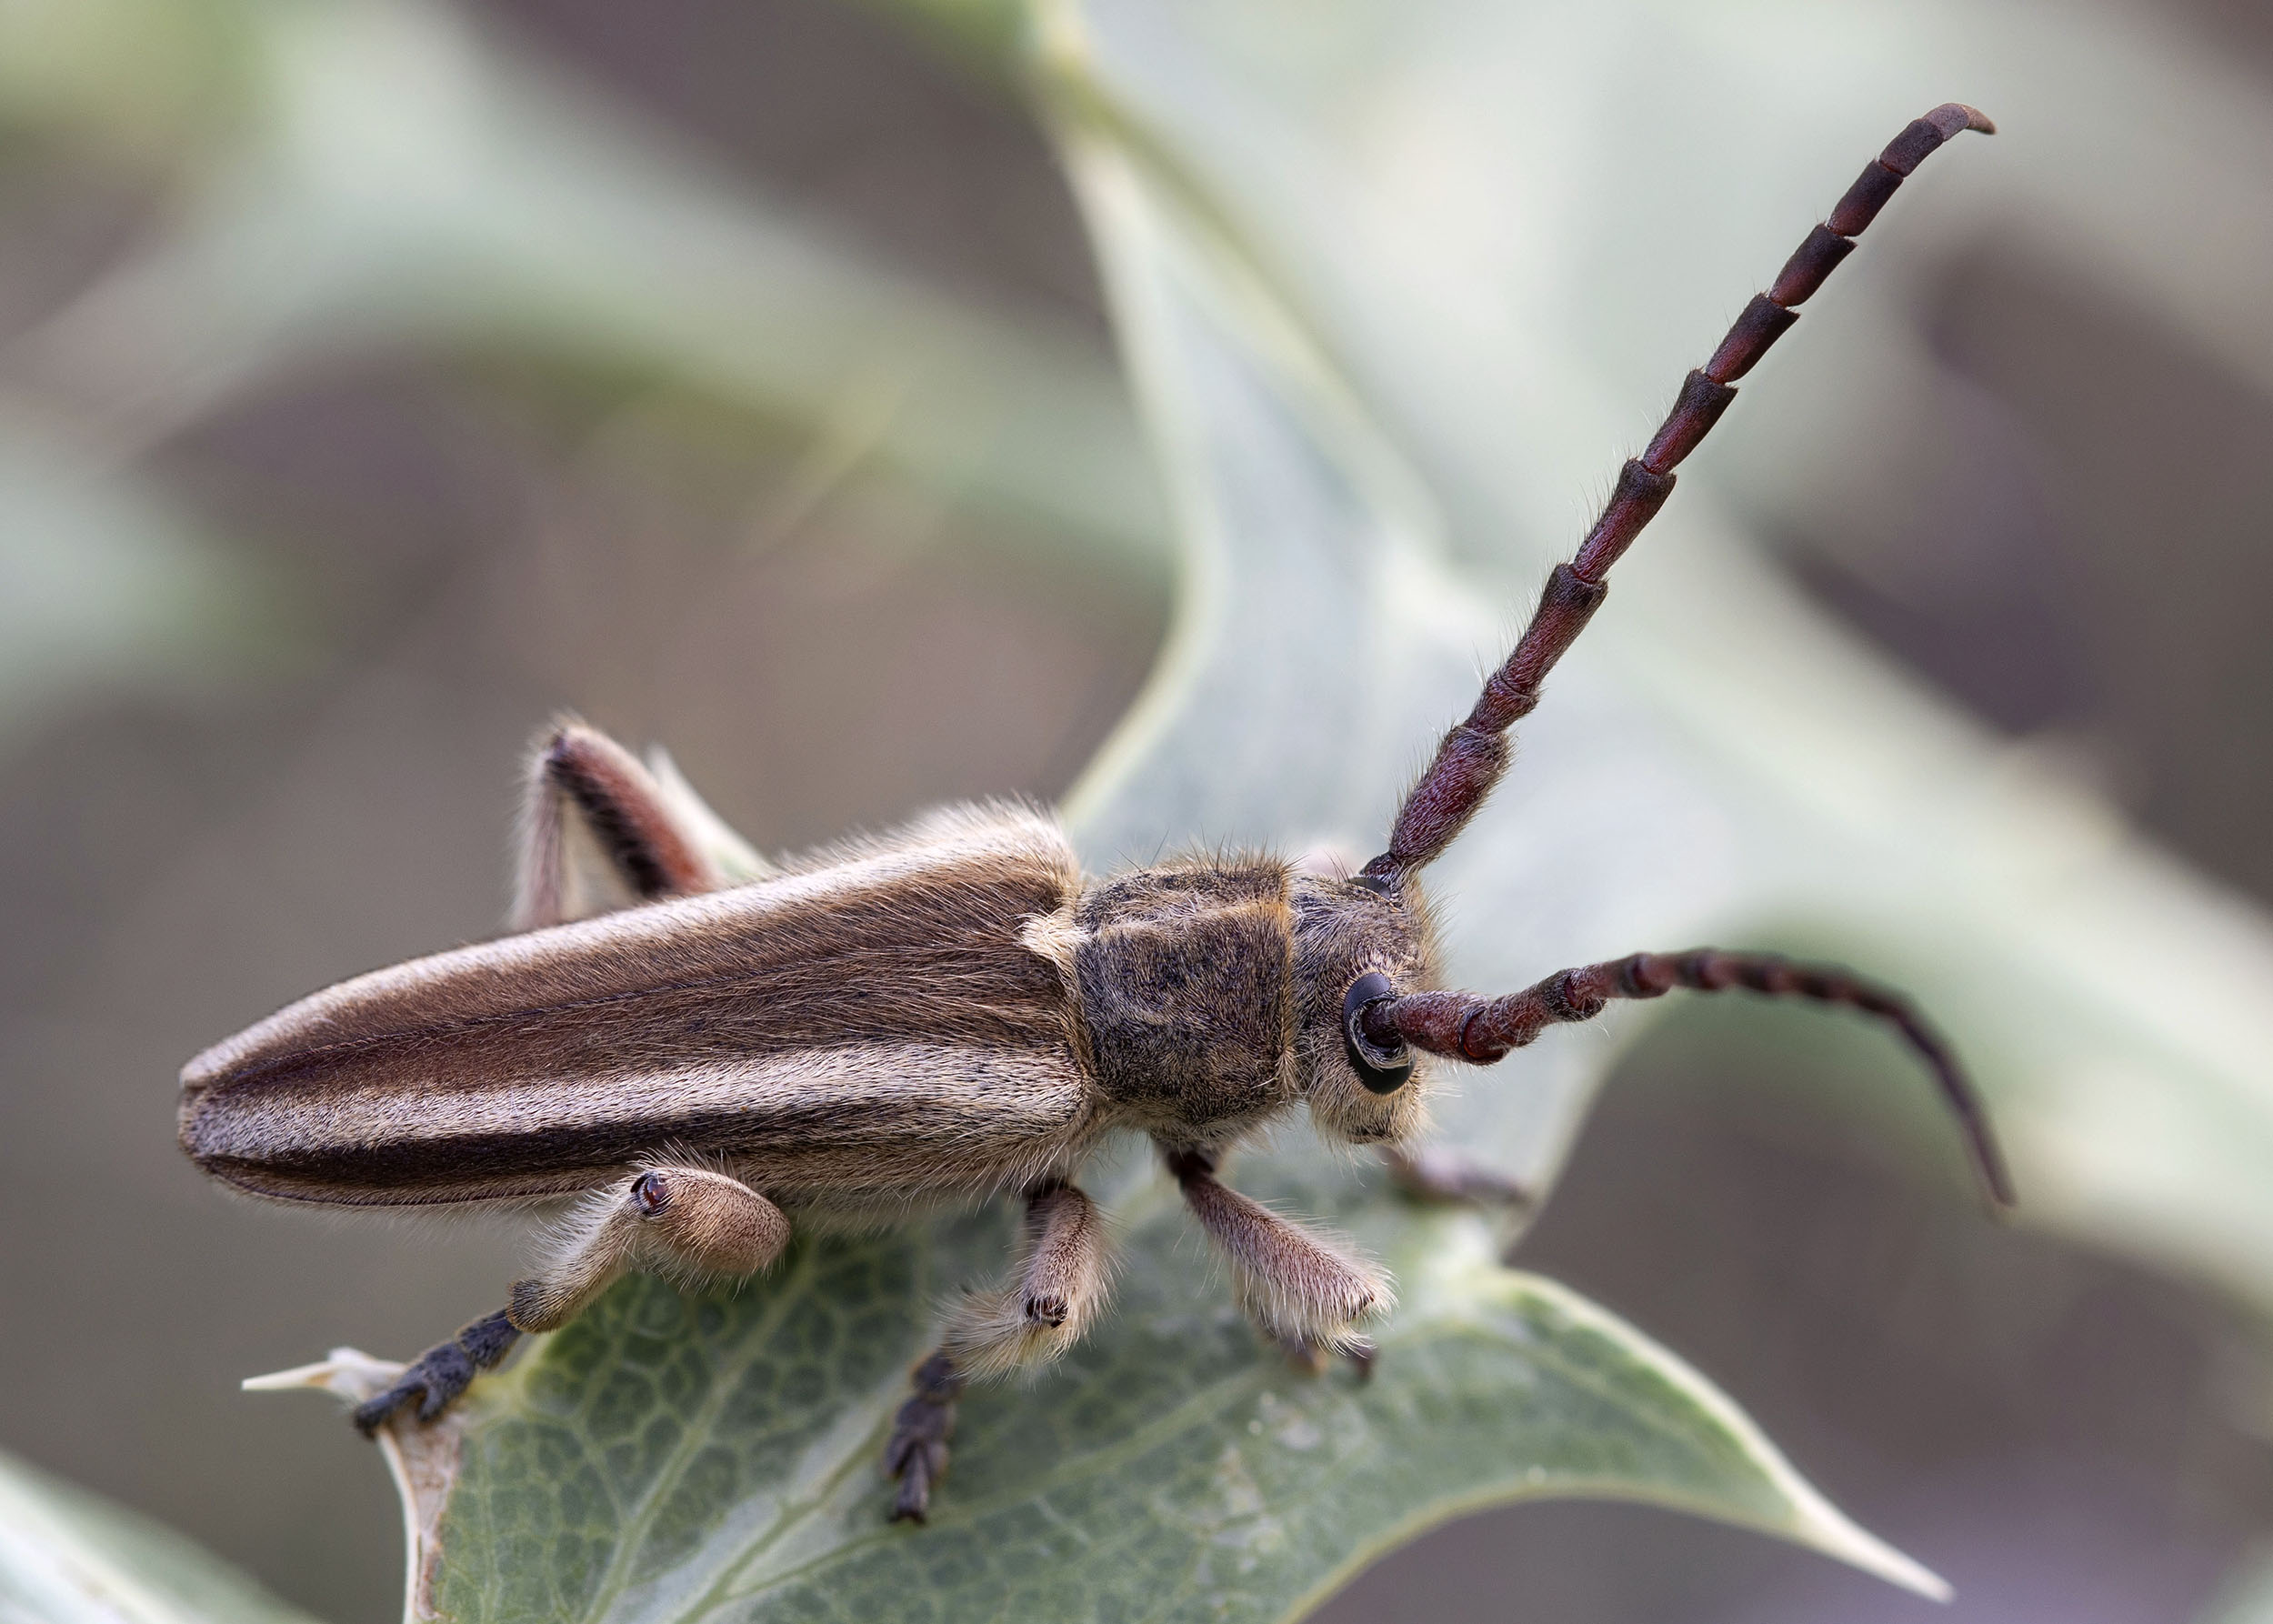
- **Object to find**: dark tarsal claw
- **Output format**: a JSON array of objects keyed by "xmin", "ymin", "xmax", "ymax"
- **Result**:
[
  {"xmin": 352, "ymin": 1345, "xmax": 469, "ymax": 1436},
  {"xmin": 885, "ymin": 1352, "xmax": 963, "ymax": 1524},
  {"xmin": 890, "ymin": 1446, "xmax": 943, "ymax": 1523},
  {"xmin": 350, "ymin": 1309, "xmax": 520, "ymax": 1437},
  {"xmin": 351, "ymin": 1378, "xmax": 419, "ymax": 1437}
]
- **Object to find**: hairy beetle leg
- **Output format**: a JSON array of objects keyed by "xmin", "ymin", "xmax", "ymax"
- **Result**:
[
  {"xmin": 886, "ymin": 1183, "xmax": 1109, "ymax": 1521},
  {"xmin": 513, "ymin": 717, "xmax": 740, "ymax": 930},
  {"xmin": 351, "ymin": 1308, "xmax": 520, "ymax": 1435},
  {"xmin": 354, "ymin": 1167, "xmax": 790, "ymax": 1439},
  {"xmin": 509, "ymin": 1164, "xmax": 793, "ymax": 1335},
  {"xmin": 1163, "ymin": 1145, "xmax": 1391, "ymax": 1352},
  {"xmin": 886, "ymin": 1351, "xmax": 964, "ymax": 1523},
  {"xmin": 1379, "ymin": 1145, "xmax": 1534, "ymax": 1211},
  {"xmin": 936, "ymin": 1181, "xmax": 1114, "ymax": 1381}
]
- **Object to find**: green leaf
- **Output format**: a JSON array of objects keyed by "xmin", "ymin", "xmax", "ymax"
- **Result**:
[
  {"xmin": 393, "ymin": 1150, "xmax": 1938, "ymax": 1623},
  {"xmin": 0, "ymin": 1449, "xmax": 323, "ymax": 1624}
]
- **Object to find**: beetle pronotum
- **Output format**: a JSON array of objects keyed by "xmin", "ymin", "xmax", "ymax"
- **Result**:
[{"xmin": 179, "ymin": 104, "xmax": 2011, "ymax": 1523}]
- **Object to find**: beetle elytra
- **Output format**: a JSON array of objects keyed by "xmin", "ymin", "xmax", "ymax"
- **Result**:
[{"xmin": 179, "ymin": 104, "xmax": 2011, "ymax": 1523}]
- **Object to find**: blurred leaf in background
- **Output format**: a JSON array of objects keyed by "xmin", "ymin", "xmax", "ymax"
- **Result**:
[
  {"xmin": 0, "ymin": 414, "xmax": 273, "ymax": 752},
  {"xmin": 0, "ymin": 1449, "xmax": 320, "ymax": 1624}
]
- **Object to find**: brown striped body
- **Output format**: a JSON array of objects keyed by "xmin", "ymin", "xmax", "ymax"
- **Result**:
[{"xmin": 177, "ymin": 804, "xmax": 1437, "ymax": 1212}]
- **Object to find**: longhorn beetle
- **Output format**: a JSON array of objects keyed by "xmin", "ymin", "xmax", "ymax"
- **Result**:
[{"xmin": 179, "ymin": 104, "xmax": 2012, "ymax": 1522}]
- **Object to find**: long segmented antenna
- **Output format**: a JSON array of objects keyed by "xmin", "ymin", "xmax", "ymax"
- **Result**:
[
  {"xmin": 1359, "ymin": 103, "xmax": 1996, "ymax": 888},
  {"xmin": 1356, "ymin": 947, "xmax": 2015, "ymax": 1210}
]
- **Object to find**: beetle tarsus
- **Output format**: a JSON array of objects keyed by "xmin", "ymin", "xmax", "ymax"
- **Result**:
[
  {"xmin": 1167, "ymin": 1145, "xmax": 1392, "ymax": 1347},
  {"xmin": 885, "ymin": 1351, "xmax": 963, "ymax": 1523},
  {"xmin": 351, "ymin": 1308, "xmax": 520, "ymax": 1436}
]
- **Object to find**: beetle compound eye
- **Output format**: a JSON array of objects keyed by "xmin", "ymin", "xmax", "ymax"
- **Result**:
[
  {"xmin": 1341, "ymin": 972, "xmax": 1414, "ymax": 1095},
  {"xmin": 631, "ymin": 1170, "xmax": 671, "ymax": 1217}
]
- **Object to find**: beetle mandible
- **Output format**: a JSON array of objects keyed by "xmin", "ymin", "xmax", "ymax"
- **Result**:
[{"xmin": 178, "ymin": 103, "xmax": 2013, "ymax": 1522}]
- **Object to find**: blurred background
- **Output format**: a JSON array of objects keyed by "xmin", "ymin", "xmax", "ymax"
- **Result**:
[{"xmin": 1, "ymin": 0, "xmax": 2270, "ymax": 1619}]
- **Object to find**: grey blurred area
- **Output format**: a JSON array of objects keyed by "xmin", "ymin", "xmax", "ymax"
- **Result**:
[{"xmin": 0, "ymin": 3, "xmax": 2268, "ymax": 1622}]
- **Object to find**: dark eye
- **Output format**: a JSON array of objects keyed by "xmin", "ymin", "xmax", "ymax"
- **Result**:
[
  {"xmin": 631, "ymin": 1171, "xmax": 671, "ymax": 1216},
  {"xmin": 1341, "ymin": 972, "xmax": 1413, "ymax": 1095}
]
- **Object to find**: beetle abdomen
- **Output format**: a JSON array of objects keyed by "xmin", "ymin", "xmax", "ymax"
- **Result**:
[{"xmin": 180, "ymin": 809, "xmax": 1096, "ymax": 1206}]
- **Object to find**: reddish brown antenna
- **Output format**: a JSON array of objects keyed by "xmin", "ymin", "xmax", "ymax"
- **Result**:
[
  {"xmin": 1344, "ymin": 105, "xmax": 2013, "ymax": 1214},
  {"xmin": 1356, "ymin": 946, "xmax": 2016, "ymax": 1209},
  {"xmin": 1359, "ymin": 103, "xmax": 1996, "ymax": 890}
]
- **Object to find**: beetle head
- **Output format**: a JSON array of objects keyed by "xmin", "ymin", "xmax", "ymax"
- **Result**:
[{"xmin": 1287, "ymin": 870, "xmax": 1438, "ymax": 1145}]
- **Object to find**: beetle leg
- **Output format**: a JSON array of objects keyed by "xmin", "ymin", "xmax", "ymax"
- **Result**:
[
  {"xmin": 884, "ymin": 1351, "xmax": 964, "ymax": 1524},
  {"xmin": 512, "ymin": 718, "xmax": 755, "ymax": 929},
  {"xmin": 884, "ymin": 1181, "xmax": 1110, "ymax": 1522},
  {"xmin": 1378, "ymin": 1145, "xmax": 1534, "ymax": 1211},
  {"xmin": 352, "ymin": 1308, "xmax": 520, "ymax": 1435},
  {"xmin": 938, "ymin": 1180, "xmax": 1114, "ymax": 1379},
  {"xmin": 353, "ymin": 1165, "xmax": 791, "ymax": 1438},
  {"xmin": 1160, "ymin": 1147, "xmax": 1389, "ymax": 1353},
  {"xmin": 508, "ymin": 1163, "xmax": 792, "ymax": 1334}
]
